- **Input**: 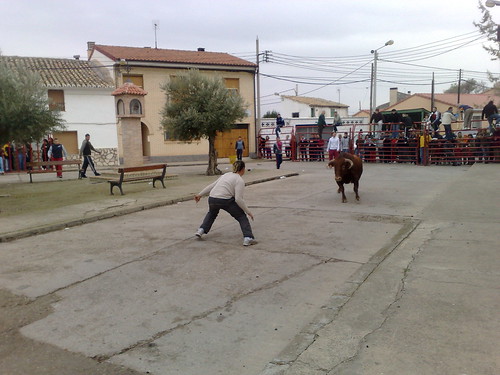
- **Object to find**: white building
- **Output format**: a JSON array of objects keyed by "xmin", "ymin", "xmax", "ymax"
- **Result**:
[
  {"xmin": 279, "ymin": 95, "xmax": 349, "ymax": 118},
  {"xmin": 1, "ymin": 56, "xmax": 117, "ymax": 165}
]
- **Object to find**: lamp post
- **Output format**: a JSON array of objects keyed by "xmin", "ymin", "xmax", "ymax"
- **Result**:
[{"xmin": 370, "ymin": 40, "xmax": 394, "ymax": 117}]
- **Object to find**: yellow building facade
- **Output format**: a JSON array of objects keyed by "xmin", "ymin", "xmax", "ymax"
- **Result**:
[{"xmin": 88, "ymin": 43, "xmax": 257, "ymax": 162}]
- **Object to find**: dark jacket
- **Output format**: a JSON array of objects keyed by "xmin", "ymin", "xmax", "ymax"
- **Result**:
[{"xmin": 482, "ymin": 102, "xmax": 498, "ymax": 119}]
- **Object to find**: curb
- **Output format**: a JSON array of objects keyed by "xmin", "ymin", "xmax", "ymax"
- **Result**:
[{"xmin": 0, "ymin": 172, "xmax": 299, "ymax": 243}]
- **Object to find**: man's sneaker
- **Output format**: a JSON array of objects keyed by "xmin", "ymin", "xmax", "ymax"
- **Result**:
[
  {"xmin": 195, "ymin": 228, "xmax": 205, "ymax": 238},
  {"xmin": 95, "ymin": 172, "xmax": 101, "ymax": 176},
  {"xmin": 80, "ymin": 174, "xmax": 87, "ymax": 178},
  {"xmin": 243, "ymin": 237, "xmax": 258, "ymax": 246}
]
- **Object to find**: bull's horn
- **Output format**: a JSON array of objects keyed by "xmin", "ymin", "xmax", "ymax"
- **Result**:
[{"xmin": 345, "ymin": 158, "xmax": 353, "ymax": 169}]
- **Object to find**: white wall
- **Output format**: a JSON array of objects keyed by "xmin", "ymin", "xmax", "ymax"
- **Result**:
[
  {"xmin": 60, "ymin": 88, "xmax": 118, "ymax": 148},
  {"xmin": 279, "ymin": 98, "xmax": 349, "ymax": 118}
]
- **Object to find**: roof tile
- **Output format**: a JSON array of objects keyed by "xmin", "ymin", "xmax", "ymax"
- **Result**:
[
  {"xmin": 93, "ymin": 44, "xmax": 256, "ymax": 68},
  {"xmin": 112, "ymin": 82, "xmax": 148, "ymax": 96},
  {"xmin": 0, "ymin": 56, "xmax": 114, "ymax": 89}
]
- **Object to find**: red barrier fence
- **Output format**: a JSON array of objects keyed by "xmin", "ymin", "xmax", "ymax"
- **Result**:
[{"xmin": 257, "ymin": 123, "xmax": 500, "ymax": 165}]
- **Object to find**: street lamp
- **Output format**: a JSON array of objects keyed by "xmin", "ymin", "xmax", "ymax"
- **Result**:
[
  {"xmin": 485, "ymin": 0, "xmax": 500, "ymax": 7},
  {"xmin": 370, "ymin": 39, "xmax": 394, "ymax": 116}
]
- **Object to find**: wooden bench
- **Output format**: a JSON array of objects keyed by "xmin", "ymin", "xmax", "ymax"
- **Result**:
[
  {"xmin": 108, "ymin": 164, "xmax": 168, "ymax": 195},
  {"xmin": 26, "ymin": 160, "xmax": 82, "ymax": 183}
]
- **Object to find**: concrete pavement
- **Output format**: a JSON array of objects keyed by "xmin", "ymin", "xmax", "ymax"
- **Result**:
[{"xmin": 0, "ymin": 159, "xmax": 498, "ymax": 375}]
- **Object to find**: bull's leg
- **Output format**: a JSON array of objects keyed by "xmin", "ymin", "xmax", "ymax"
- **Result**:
[
  {"xmin": 354, "ymin": 180, "xmax": 360, "ymax": 201},
  {"xmin": 337, "ymin": 182, "xmax": 347, "ymax": 203}
]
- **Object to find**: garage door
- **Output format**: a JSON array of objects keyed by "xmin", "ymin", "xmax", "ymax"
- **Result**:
[{"xmin": 215, "ymin": 128, "xmax": 248, "ymax": 158}]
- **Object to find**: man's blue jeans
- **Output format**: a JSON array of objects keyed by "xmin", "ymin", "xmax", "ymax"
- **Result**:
[
  {"xmin": 200, "ymin": 197, "xmax": 253, "ymax": 238},
  {"xmin": 487, "ymin": 114, "xmax": 500, "ymax": 133}
]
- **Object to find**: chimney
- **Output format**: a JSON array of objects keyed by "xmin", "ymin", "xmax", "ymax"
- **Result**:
[
  {"xmin": 197, "ymin": 48, "xmax": 205, "ymax": 52},
  {"xmin": 390, "ymin": 87, "xmax": 398, "ymax": 106},
  {"xmin": 87, "ymin": 41, "xmax": 95, "ymax": 59}
]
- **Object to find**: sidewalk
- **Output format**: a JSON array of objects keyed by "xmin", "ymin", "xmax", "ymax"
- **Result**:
[{"xmin": 0, "ymin": 159, "xmax": 297, "ymax": 242}]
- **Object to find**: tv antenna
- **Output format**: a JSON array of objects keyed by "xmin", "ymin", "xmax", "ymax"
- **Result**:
[{"xmin": 152, "ymin": 20, "xmax": 160, "ymax": 49}]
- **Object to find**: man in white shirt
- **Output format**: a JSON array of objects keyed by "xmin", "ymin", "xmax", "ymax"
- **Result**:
[
  {"xmin": 441, "ymin": 107, "xmax": 457, "ymax": 140},
  {"xmin": 194, "ymin": 160, "xmax": 256, "ymax": 246},
  {"xmin": 326, "ymin": 132, "xmax": 340, "ymax": 161}
]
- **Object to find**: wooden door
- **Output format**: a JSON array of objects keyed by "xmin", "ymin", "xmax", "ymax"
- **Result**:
[{"xmin": 215, "ymin": 128, "xmax": 248, "ymax": 158}]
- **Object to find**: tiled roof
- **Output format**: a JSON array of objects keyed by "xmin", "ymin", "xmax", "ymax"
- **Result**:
[
  {"xmin": 92, "ymin": 44, "xmax": 257, "ymax": 69},
  {"xmin": 282, "ymin": 95, "xmax": 348, "ymax": 108},
  {"xmin": 112, "ymin": 82, "xmax": 148, "ymax": 96},
  {"xmin": 0, "ymin": 56, "xmax": 114, "ymax": 89}
]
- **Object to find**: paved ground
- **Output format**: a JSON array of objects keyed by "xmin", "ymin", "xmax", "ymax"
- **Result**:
[{"xmin": 0, "ymin": 159, "xmax": 498, "ymax": 375}]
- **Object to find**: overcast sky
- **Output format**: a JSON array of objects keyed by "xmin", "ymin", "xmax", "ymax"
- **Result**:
[{"xmin": 1, "ymin": 0, "xmax": 499, "ymax": 115}]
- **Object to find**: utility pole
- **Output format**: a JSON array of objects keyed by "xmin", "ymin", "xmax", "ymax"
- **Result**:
[
  {"xmin": 255, "ymin": 37, "xmax": 261, "ymax": 153},
  {"xmin": 457, "ymin": 69, "xmax": 462, "ymax": 105},
  {"xmin": 431, "ymin": 72, "xmax": 435, "ymax": 110}
]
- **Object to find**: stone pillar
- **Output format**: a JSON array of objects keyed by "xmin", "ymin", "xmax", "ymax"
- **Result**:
[{"xmin": 112, "ymin": 82, "xmax": 148, "ymax": 166}]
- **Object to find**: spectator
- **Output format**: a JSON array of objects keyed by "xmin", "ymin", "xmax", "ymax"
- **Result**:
[
  {"xmin": 2, "ymin": 143, "xmax": 11, "ymax": 172},
  {"xmin": 258, "ymin": 135, "xmax": 266, "ymax": 158},
  {"xmin": 264, "ymin": 136, "xmax": 272, "ymax": 159},
  {"xmin": 41, "ymin": 139, "xmax": 50, "ymax": 168},
  {"xmin": 284, "ymin": 135, "xmax": 292, "ymax": 158},
  {"xmin": 0, "ymin": 148, "xmax": 5, "ymax": 175},
  {"xmin": 458, "ymin": 104, "xmax": 474, "ymax": 129},
  {"xmin": 332, "ymin": 111, "xmax": 342, "ymax": 132},
  {"xmin": 355, "ymin": 131, "xmax": 364, "ymax": 158},
  {"xmin": 298, "ymin": 135, "xmax": 309, "ymax": 161},
  {"xmin": 47, "ymin": 138, "xmax": 67, "ymax": 178},
  {"xmin": 318, "ymin": 135, "xmax": 325, "ymax": 161},
  {"xmin": 275, "ymin": 113, "xmax": 285, "ymax": 136},
  {"xmin": 317, "ymin": 110, "xmax": 326, "ymax": 139},
  {"xmin": 466, "ymin": 134, "xmax": 475, "ymax": 165},
  {"xmin": 482, "ymin": 100, "xmax": 500, "ymax": 134},
  {"xmin": 388, "ymin": 109, "xmax": 402, "ymax": 138},
  {"xmin": 25, "ymin": 143, "xmax": 32, "ymax": 170},
  {"xmin": 194, "ymin": 160, "xmax": 256, "ymax": 246},
  {"xmin": 16, "ymin": 143, "xmax": 25, "ymax": 171},
  {"xmin": 326, "ymin": 132, "xmax": 340, "ymax": 161},
  {"xmin": 364, "ymin": 135, "xmax": 376, "ymax": 162},
  {"xmin": 402, "ymin": 113, "xmax": 413, "ymax": 138},
  {"xmin": 234, "ymin": 136, "xmax": 245, "ymax": 161},
  {"xmin": 273, "ymin": 136, "xmax": 283, "ymax": 169},
  {"xmin": 441, "ymin": 107, "xmax": 457, "ymax": 140},
  {"xmin": 370, "ymin": 108, "xmax": 384, "ymax": 134},
  {"xmin": 340, "ymin": 132, "xmax": 350, "ymax": 153},
  {"xmin": 427, "ymin": 107, "xmax": 442, "ymax": 132},
  {"xmin": 79, "ymin": 133, "xmax": 102, "ymax": 178},
  {"xmin": 419, "ymin": 132, "xmax": 432, "ymax": 165}
]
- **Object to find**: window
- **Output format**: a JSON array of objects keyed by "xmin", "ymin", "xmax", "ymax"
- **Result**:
[
  {"xmin": 310, "ymin": 107, "xmax": 315, "ymax": 117},
  {"xmin": 164, "ymin": 130, "xmax": 178, "ymax": 141},
  {"xmin": 224, "ymin": 78, "xmax": 239, "ymax": 94},
  {"xmin": 122, "ymin": 74, "xmax": 144, "ymax": 88},
  {"xmin": 330, "ymin": 109, "xmax": 336, "ymax": 116},
  {"xmin": 130, "ymin": 99, "xmax": 142, "ymax": 115},
  {"xmin": 292, "ymin": 112, "xmax": 299, "ymax": 118},
  {"xmin": 117, "ymin": 99, "xmax": 125, "ymax": 115},
  {"xmin": 48, "ymin": 90, "xmax": 65, "ymax": 111}
]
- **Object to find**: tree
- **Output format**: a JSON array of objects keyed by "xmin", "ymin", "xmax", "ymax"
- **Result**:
[
  {"xmin": 0, "ymin": 57, "xmax": 64, "ymax": 145},
  {"xmin": 263, "ymin": 110, "xmax": 279, "ymax": 118},
  {"xmin": 160, "ymin": 69, "xmax": 247, "ymax": 176},
  {"xmin": 444, "ymin": 78, "xmax": 487, "ymax": 94},
  {"xmin": 474, "ymin": 1, "xmax": 500, "ymax": 61}
]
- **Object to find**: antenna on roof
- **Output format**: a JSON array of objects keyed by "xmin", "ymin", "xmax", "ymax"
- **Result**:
[{"xmin": 152, "ymin": 20, "xmax": 160, "ymax": 49}]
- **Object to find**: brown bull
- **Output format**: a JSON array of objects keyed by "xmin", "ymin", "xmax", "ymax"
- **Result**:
[{"xmin": 328, "ymin": 152, "xmax": 363, "ymax": 203}]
